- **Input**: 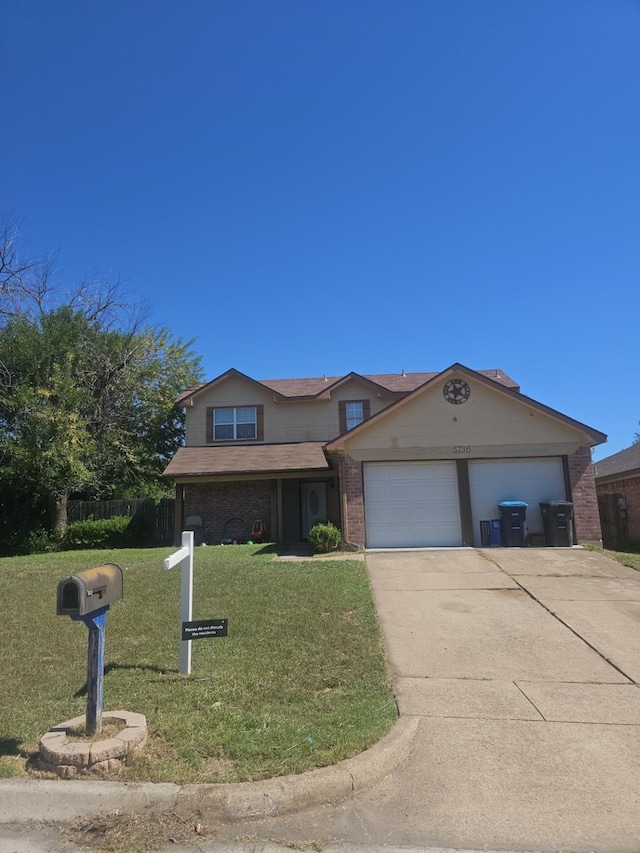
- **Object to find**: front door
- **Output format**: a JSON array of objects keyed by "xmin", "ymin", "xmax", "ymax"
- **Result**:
[{"xmin": 301, "ymin": 482, "xmax": 328, "ymax": 538}]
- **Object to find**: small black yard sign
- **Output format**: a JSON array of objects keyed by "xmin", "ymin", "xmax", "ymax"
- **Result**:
[{"xmin": 181, "ymin": 618, "xmax": 228, "ymax": 641}]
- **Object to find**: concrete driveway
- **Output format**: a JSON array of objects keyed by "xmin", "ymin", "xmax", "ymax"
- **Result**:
[{"xmin": 220, "ymin": 548, "xmax": 640, "ymax": 853}]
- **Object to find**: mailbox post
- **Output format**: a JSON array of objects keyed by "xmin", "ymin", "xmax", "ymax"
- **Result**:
[
  {"xmin": 84, "ymin": 608, "xmax": 107, "ymax": 736},
  {"xmin": 57, "ymin": 564, "xmax": 123, "ymax": 736}
]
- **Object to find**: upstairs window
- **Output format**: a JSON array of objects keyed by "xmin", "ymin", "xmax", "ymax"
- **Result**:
[
  {"xmin": 339, "ymin": 399, "xmax": 371, "ymax": 434},
  {"xmin": 346, "ymin": 401, "xmax": 364, "ymax": 430},
  {"xmin": 207, "ymin": 405, "xmax": 264, "ymax": 442}
]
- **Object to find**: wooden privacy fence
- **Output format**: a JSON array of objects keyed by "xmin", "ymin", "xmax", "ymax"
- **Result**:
[
  {"xmin": 67, "ymin": 498, "xmax": 175, "ymax": 546},
  {"xmin": 597, "ymin": 492, "xmax": 628, "ymax": 552}
]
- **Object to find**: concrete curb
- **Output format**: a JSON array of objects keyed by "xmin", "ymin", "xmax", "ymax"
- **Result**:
[
  {"xmin": 176, "ymin": 716, "xmax": 419, "ymax": 822},
  {"xmin": 0, "ymin": 778, "xmax": 179, "ymax": 824},
  {"xmin": 0, "ymin": 716, "xmax": 419, "ymax": 826}
]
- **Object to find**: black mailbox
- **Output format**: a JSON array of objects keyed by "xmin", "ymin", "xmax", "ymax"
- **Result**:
[{"xmin": 57, "ymin": 563, "xmax": 123, "ymax": 617}]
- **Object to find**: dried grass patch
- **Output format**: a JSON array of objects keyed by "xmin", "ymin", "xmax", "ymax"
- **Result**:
[{"xmin": 63, "ymin": 811, "xmax": 207, "ymax": 852}]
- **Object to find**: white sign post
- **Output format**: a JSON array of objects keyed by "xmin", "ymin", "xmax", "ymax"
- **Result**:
[{"xmin": 163, "ymin": 530, "xmax": 194, "ymax": 675}]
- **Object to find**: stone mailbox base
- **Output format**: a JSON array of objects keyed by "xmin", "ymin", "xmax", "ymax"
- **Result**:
[{"xmin": 39, "ymin": 710, "xmax": 147, "ymax": 778}]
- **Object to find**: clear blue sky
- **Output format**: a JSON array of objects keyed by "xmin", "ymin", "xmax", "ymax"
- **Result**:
[{"xmin": 2, "ymin": 0, "xmax": 638, "ymax": 460}]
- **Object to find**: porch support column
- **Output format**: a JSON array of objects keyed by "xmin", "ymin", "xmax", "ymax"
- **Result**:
[
  {"xmin": 174, "ymin": 483, "xmax": 184, "ymax": 546},
  {"xmin": 276, "ymin": 479, "xmax": 283, "ymax": 542}
]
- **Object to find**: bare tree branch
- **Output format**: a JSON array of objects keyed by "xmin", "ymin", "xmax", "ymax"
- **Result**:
[
  {"xmin": 0, "ymin": 215, "xmax": 54, "ymax": 319},
  {"xmin": 0, "ymin": 215, "xmax": 150, "ymax": 330}
]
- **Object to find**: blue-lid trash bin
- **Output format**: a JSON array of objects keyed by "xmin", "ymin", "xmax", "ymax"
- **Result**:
[
  {"xmin": 498, "ymin": 501, "xmax": 528, "ymax": 547},
  {"xmin": 539, "ymin": 501, "xmax": 573, "ymax": 547}
]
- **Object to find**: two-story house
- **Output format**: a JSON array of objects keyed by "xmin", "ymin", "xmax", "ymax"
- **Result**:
[{"xmin": 163, "ymin": 363, "xmax": 606, "ymax": 549}]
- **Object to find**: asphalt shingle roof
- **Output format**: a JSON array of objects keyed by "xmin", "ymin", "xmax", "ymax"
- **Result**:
[
  {"xmin": 163, "ymin": 442, "xmax": 329, "ymax": 478},
  {"xmin": 177, "ymin": 368, "xmax": 519, "ymax": 404},
  {"xmin": 594, "ymin": 443, "xmax": 640, "ymax": 481}
]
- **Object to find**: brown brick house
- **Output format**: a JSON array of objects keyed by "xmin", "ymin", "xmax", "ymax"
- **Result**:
[
  {"xmin": 163, "ymin": 363, "xmax": 606, "ymax": 548},
  {"xmin": 594, "ymin": 444, "xmax": 640, "ymax": 550}
]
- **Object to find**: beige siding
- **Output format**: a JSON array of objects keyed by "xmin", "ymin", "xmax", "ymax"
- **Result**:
[
  {"xmin": 342, "ymin": 378, "xmax": 588, "ymax": 462},
  {"xmin": 185, "ymin": 377, "xmax": 273, "ymax": 445},
  {"xmin": 185, "ymin": 376, "xmax": 390, "ymax": 446}
]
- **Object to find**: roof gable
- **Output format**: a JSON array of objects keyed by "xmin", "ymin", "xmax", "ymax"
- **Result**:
[
  {"xmin": 326, "ymin": 363, "xmax": 606, "ymax": 451},
  {"xmin": 258, "ymin": 372, "xmax": 395, "ymax": 401},
  {"xmin": 176, "ymin": 368, "xmax": 287, "ymax": 406}
]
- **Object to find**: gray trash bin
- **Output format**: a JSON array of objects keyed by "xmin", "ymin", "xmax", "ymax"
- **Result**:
[{"xmin": 539, "ymin": 501, "xmax": 573, "ymax": 547}]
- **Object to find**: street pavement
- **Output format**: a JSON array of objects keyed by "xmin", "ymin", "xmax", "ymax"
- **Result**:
[{"xmin": 2, "ymin": 547, "xmax": 639, "ymax": 853}]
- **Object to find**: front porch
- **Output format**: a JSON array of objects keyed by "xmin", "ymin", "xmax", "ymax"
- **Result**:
[{"xmin": 175, "ymin": 474, "xmax": 340, "ymax": 545}]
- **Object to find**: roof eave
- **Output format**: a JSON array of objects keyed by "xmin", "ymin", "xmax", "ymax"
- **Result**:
[
  {"xmin": 595, "ymin": 466, "xmax": 640, "ymax": 484},
  {"xmin": 164, "ymin": 466, "xmax": 330, "ymax": 480}
]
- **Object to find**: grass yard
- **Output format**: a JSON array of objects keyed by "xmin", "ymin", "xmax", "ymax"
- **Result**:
[
  {"xmin": 584, "ymin": 543, "xmax": 640, "ymax": 573},
  {"xmin": 600, "ymin": 547, "xmax": 640, "ymax": 572},
  {"xmin": 0, "ymin": 545, "xmax": 396, "ymax": 784}
]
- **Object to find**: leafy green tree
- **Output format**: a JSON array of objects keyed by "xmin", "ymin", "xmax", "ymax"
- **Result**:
[{"xmin": 0, "ymin": 306, "xmax": 202, "ymax": 535}]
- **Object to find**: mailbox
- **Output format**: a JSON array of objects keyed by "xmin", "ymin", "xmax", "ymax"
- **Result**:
[{"xmin": 57, "ymin": 563, "xmax": 123, "ymax": 617}]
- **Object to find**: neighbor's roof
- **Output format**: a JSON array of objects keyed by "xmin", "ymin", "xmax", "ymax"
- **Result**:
[
  {"xmin": 594, "ymin": 443, "xmax": 640, "ymax": 482},
  {"xmin": 176, "ymin": 367, "xmax": 519, "ymax": 404},
  {"xmin": 163, "ymin": 442, "xmax": 329, "ymax": 479}
]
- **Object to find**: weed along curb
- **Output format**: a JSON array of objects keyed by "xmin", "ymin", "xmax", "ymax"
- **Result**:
[
  {"xmin": 175, "ymin": 716, "xmax": 418, "ymax": 821},
  {"xmin": 38, "ymin": 711, "xmax": 148, "ymax": 778},
  {"xmin": 0, "ymin": 717, "xmax": 418, "ymax": 825}
]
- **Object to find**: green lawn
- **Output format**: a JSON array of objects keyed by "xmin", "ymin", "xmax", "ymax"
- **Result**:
[
  {"xmin": 582, "ymin": 541, "xmax": 640, "ymax": 572},
  {"xmin": 592, "ymin": 546, "xmax": 640, "ymax": 573},
  {"xmin": 0, "ymin": 545, "xmax": 396, "ymax": 783}
]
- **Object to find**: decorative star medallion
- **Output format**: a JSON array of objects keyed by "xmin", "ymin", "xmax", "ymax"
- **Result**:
[{"xmin": 443, "ymin": 379, "xmax": 471, "ymax": 405}]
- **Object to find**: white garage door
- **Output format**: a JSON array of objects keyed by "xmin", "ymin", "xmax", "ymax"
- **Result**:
[
  {"xmin": 364, "ymin": 462, "xmax": 462, "ymax": 548},
  {"xmin": 468, "ymin": 458, "xmax": 567, "ymax": 546}
]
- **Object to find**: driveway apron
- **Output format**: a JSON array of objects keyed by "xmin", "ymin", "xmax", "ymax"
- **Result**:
[{"xmin": 219, "ymin": 548, "xmax": 640, "ymax": 853}]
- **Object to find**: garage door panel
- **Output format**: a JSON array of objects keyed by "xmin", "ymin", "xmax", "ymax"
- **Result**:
[
  {"xmin": 367, "ymin": 503, "xmax": 457, "ymax": 526},
  {"xmin": 468, "ymin": 458, "xmax": 566, "ymax": 547},
  {"xmin": 366, "ymin": 520, "xmax": 462, "ymax": 549},
  {"xmin": 364, "ymin": 462, "xmax": 462, "ymax": 548}
]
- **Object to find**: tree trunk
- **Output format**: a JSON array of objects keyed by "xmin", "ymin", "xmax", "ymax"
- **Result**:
[{"xmin": 49, "ymin": 492, "xmax": 69, "ymax": 534}]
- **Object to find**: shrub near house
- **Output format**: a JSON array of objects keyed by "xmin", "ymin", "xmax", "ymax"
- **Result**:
[
  {"xmin": 62, "ymin": 516, "xmax": 144, "ymax": 550},
  {"xmin": 309, "ymin": 522, "xmax": 343, "ymax": 553}
]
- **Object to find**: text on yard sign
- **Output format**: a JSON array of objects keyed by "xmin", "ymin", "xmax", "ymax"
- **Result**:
[{"xmin": 181, "ymin": 619, "xmax": 228, "ymax": 641}]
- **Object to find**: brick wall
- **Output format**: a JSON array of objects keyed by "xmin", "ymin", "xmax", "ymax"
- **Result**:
[
  {"xmin": 596, "ymin": 476, "xmax": 640, "ymax": 549},
  {"xmin": 184, "ymin": 481, "xmax": 273, "ymax": 544},
  {"xmin": 339, "ymin": 453, "xmax": 365, "ymax": 547},
  {"xmin": 568, "ymin": 446, "xmax": 603, "ymax": 544}
]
